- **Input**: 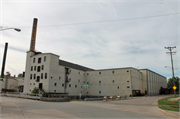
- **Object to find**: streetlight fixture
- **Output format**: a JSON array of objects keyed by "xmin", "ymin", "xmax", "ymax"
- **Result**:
[{"xmin": 0, "ymin": 27, "xmax": 21, "ymax": 32}]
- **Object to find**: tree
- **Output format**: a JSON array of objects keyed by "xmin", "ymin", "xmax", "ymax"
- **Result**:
[
  {"xmin": 31, "ymin": 87, "xmax": 39, "ymax": 94},
  {"xmin": 167, "ymin": 77, "xmax": 179, "ymax": 91}
]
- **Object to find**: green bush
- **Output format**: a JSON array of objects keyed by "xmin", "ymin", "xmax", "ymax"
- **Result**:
[
  {"xmin": 31, "ymin": 87, "xmax": 39, "ymax": 94},
  {"xmin": 42, "ymin": 92, "xmax": 50, "ymax": 97}
]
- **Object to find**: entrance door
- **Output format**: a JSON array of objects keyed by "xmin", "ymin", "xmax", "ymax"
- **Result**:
[{"xmin": 39, "ymin": 83, "xmax": 42, "ymax": 89}]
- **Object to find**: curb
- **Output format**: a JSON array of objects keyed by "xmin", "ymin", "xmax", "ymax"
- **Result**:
[{"xmin": 157, "ymin": 107, "xmax": 180, "ymax": 118}]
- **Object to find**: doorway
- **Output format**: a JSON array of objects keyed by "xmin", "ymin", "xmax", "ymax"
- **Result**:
[{"xmin": 39, "ymin": 83, "xmax": 42, "ymax": 89}]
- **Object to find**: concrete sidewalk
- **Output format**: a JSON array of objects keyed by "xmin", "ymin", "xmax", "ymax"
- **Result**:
[{"xmin": 158, "ymin": 108, "xmax": 180, "ymax": 118}]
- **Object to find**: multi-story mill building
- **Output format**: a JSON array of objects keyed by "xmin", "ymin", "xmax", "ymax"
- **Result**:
[{"xmin": 23, "ymin": 18, "xmax": 167, "ymax": 97}]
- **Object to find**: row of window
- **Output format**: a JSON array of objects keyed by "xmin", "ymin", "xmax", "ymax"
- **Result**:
[
  {"xmin": 31, "ymin": 65, "xmax": 44, "ymax": 72},
  {"xmin": 87, "ymin": 71, "xmax": 129, "ymax": 75},
  {"xmin": 54, "ymin": 83, "xmax": 83, "ymax": 88},
  {"xmin": 33, "ymin": 56, "xmax": 46, "ymax": 63},
  {"xmin": 30, "ymin": 73, "xmax": 47, "ymax": 79},
  {"xmin": 53, "ymin": 83, "xmax": 130, "ymax": 89},
  {"xmin": 98, "ymin": 80, "xmax": 129, "ymax": 83}
]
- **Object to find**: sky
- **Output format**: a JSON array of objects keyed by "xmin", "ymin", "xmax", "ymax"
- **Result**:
[{"xmin": 0, "ymin": 0, "xmax": 179, "ymax": 79}]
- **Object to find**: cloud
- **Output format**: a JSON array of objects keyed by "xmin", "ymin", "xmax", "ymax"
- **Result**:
[{"xmin": 1, "ymin": 1, "xmax": 179, "ymax": 77}]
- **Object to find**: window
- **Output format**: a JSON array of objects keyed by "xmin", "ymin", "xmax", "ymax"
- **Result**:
[
  {"xmin": 37, "ymin": 66, "xmax": 41, "ymax": 72},
  {"xmin": 37, "ymin": 76, "xmax": 40, "ymax": 82},
  {"xmin": 34, "ymin": 66, "xmax": 36, "ymax": 71},
  {"xmin": 30, "ymin": 83, "xmax": 31, "ymax": 85},
  {"xmin": 87, "ymin": 73, "xmax": 89, "ymax": 75},
  {"xmin": 127, "ymin": 70, "xmax": 129, "ymax": 72},
  {"xmin": 29, "ymin": 90, "xmax": 31, "ymax": 91},
  {"xmin": 81, "ymin": 86, "xmax": 82, "ymax": 88},
  {"xmin": 87, "ymin": 82, "xmax": 89, "ymax": 84},
  {"xmin": 69, "ymin": 78, "xmax": 71, "ymax": 81},
  {"xmin": 81, "ymin": 91, "xmax": 82, "ymax": 93},
  {"xmin": 127, "ymin": 86, "xmax": 130, "ymax": 88},
  {"xmin": 41, "ymin": 73, "xmax": 43, "ymax": 79},
  {"xmin": 112, "ymin": 80, "xmax": 114, "ymax": 83},
  {"xmin": 87, "ymin": 92, "xmax": 88, "ymax": 94},
  {"xmin": 99, "ymin": 91, "xmax": 101, "ymax": 94},
  {"xmin": 75, "ymin": 85, "xmax": 77, "ymax": 88},
  {"xmin": 62, "ymin": 84, "xmax": 64, "ymax": 87},
  {"xmin": 99, "ymin": 81, "xmax": 101, "ymax": 84},
  {"xmin": 127, "ymin": 81, "xmax": 129, "ymax": 82},
  {"xmin": 59, "ymin": 76, "xmax": 61, "ymax": 79},
  {"xmin": 30, "ymin": 74, "xmax": 32, "ymax": 79},
  {"xmin": 31, "ymin": 66, "xmax": 33, "ymax": 71},
  {"xmin": 33, "ymin": 83, "xmax": 35, "ymax": 85},
  {"xmin": 79, "ymin": 72, "xmax": 80, "ymax": 74},
  {"xmin": 117, "ymin": 86, "xmax": 119, "ymax": 89},
  {"xmin": 69, "ymin": 84, "xmax": 71, "ymax": 87},
  {"xmin": 42, "ymin": 65, "xmax": 44, "ymax": 70},
  {"xmin": 45, "ymin": 73, "xmax": 47, "ymax": 79},
  {"xmin": 33, "ymin": 58, "xmax": 35, "ymax": 63},
  {"xmin": 38, "ymin": 58, "xmax": 41, "ymax": 63},
  {"xmin": 44, "ymin": 56, "xmax": 46, "ymax": 62},
  {"xmin": 99, "ymin": 72, "xmax": 101, "ymax": 74},
  {"xmin": 34, "ymin": 74, "xmax": 36, "ymax": 79},
  {"xmin": 51, "ymin": 77, "xmax": 53, "ymax": 79},
  {"xmin": 54, "ymin": 83, "xmax": 57, "ymax": 86},
  {"xmin": 54, "ymin": 90, "xmax": 56, "ymax": 92},
  {"xmin": 112, "ymin": 71, "xmax": 114, "ymax": 74},
  {"xmin": 78, "ymin": 79, "xmax": 80, "ymax": 82}
]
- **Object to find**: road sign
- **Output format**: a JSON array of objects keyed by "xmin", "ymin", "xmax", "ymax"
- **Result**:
[
  {"xmin": 83, "ymin": 83, "xmax": 89, "ymax": 86},
  {"xmin": 173, "ymin": 86, "xmax": 177, "ymax": 90}
]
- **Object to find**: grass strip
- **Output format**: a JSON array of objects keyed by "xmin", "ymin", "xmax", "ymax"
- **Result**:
[{"xmin": 158, "ymin": 98, "xmax": 179, "ymax": 112}]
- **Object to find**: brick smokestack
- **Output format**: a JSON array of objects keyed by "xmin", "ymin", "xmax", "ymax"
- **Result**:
[{"xmin": 30, "ymin": 18, "xmax": 38, "ymax": 51}]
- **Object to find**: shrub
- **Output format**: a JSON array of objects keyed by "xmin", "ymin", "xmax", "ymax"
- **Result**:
[
  {"xmin": 42, "ymin": 92, "xmax": 50, "ymax": 97},
  {"xmin": 31, "ymin": 87, "xmax": 39, "ymax": 94}
]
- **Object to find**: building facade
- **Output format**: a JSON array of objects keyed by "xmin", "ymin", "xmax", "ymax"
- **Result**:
[{"xmin": 23, "ymin": 51, "xmax": 167, "ymax": 97}]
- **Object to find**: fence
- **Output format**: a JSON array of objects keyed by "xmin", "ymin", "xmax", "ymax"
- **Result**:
[{"xmin": 2, "ymin": 92, "xmax": 42, "ymax": 100}]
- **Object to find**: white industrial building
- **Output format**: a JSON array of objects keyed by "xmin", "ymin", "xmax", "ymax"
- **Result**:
[
  {"xmin": 23, "ymin": 18, "xmax": 167, "ymax": 97},
  {"xmin": 0, "ymin": 72, "xmax": 24, "ymax": 93},
  {"xmin": 23, "ymin": 51, "xmax": 167, "ymax": 97}
]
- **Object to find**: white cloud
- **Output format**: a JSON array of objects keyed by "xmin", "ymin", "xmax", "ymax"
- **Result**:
[{"xmin": 0, "ymin": 1, "xmax": 179, "ymax": 78}]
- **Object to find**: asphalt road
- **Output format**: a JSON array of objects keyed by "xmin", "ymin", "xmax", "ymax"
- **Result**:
[{"xmin": 0, "ymin": 95, "xmax": 175, "ymax": 119}]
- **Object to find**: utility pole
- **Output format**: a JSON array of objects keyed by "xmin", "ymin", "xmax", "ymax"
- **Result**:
[{"xmin": 164, "ymin": 46, "xmax": 176, "ymax": 97}]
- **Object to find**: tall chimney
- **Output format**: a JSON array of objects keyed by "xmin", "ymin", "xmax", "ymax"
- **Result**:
[
  {"xmin": 1, "ymin": 42, "xmax": 8, "ymax": 78},
  {"xmin": 30, "ymin": 18, "xmax": 38, "ymax": 51}
]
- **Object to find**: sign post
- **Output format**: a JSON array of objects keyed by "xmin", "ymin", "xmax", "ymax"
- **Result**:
[{"xmin": 83, "ymin": 83, "xmax": 89, "ymax": 98}]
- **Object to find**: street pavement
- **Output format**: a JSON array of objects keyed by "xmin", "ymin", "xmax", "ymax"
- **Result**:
[{"xmin": 0, "ymin": 95, "xmax": 179, "ymax": 119}]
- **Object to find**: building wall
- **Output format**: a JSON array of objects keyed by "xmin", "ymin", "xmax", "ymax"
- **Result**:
[
  {"xmin": 140, "ymin": 69, "xmax": 167, "ymax": 96},
  {"xmin": 0, "ymin": 78, "xmax": 18, "ymax": 91},
  {"xmin": 24, "ymin": 51, "xmax": 35, "ymax": 93},
  {"xmin": 23, "ymin": 52, "xmax": 167, "ymax": 96},
  {"xmin": 86, "ymin": 68, "xmax": 133, "ymax": 97},
  {"xmin": 131, "ymin": 68, "xmax": 142, "ymax": 92},
  {"xmin": 139, "ymin": 70, "xmax": 148, "ymax": 94}
]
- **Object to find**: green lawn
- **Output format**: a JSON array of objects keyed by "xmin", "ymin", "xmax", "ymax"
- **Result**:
[
  {"xmin": 158, "ymin": 98, "xmax": 179, "ymax": 112},
  {"xmin": 165, "ymin": 96, "xmax": 179, "ymax": 100}
]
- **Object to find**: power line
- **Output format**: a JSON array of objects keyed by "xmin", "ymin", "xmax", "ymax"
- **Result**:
[{"xmin": 19, "ymin": 12, "xmax": 180, "ymax": 28}]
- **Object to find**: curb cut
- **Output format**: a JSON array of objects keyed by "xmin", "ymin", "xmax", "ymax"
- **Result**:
[{"xmin": 157, "ymin": 107, "xmax": 179, "ymax": 118}]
